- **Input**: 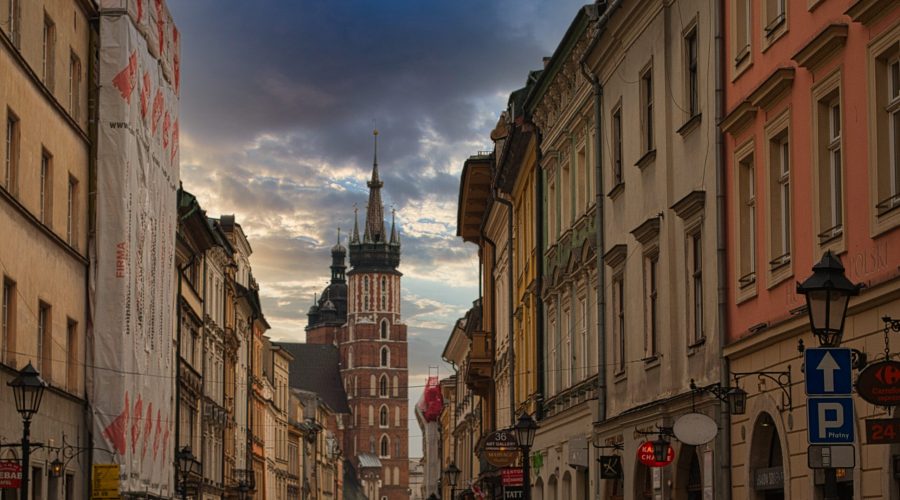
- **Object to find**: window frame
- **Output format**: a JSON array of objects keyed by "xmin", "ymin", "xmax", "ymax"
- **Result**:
[
  {"xmin": 731, "ymin": 0, "xmax": 752, "ymax": 77},
  {"xmin": 764, "ymin": 109, "xmax": 793, "ymax": 287},
  {"xmin": 734, "ymin": 139, "xmax": 758, "ymax": 301},
  {"xmin": 868, "ymin": 27, "xmax": 900, "ymax": 235},
  {"xmin": 37, "ymin": 301, "xmax": 51, "ymax": 377},
  {"xmin": 685, "ymin": 25, "xmax": 700, "ymax": 118},
  {"xmin": 811, "ymin": 69, "xmax": 845, "ymax": 254},
  {"xmin": 40, "ymin": 150, "xmax": 53, "ymax": 226},
  {"xmin": 5, "ymin": 109, "xmax": 19, "ymax": 195},
  {"xmin": 43, "ymin": 13, "xmax": 56, "ymax": 91},
  {"xmin": 762, "ymin": 0, "xmax": 788, "ymax": 49},
  {"xmin": 640, "ymin": 62, "xmax": 655, "ymax": 154},
  {"xmin": 610, "ymin": 103, "xmax": 624, "ymax": 194},
  {"xmin": 642, "ymin": 252, "xmax": 659, "ymax": 361}
]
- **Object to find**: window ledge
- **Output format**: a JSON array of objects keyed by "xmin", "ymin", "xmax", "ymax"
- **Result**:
[
  {"xmin": 687, "ymin": 338, "xmax": 706, "ymax": 357},
  {"xmin": 677, "ymin": 113, "xmax": 702, "ymax": 137},
  {"xmin": 607, "ymin": 182, "xmax": 625, "ymax": 200},
  {"xmin": 635, "ymin": 149, "xmax": 657, "ymax": 170},
  {"xmin": 643, "ymin": 356, "xmax": 660, "ymax": 369},
  {"xmin": 613, "ymin": 370, "xmax": 627, "ymax": 384}
]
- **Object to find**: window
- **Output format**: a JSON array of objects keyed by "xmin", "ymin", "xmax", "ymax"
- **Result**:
[
  {"xmin": 643, "ymin": 254, "xmax": 658, "ymax": 359},
  {"xmin": 40, "ymin": 151, "xmax": 52, "ymax": 225},
  {"xmin": 69, "ymin": 52, "xmax": 81, "ymax": 120},
  {"xmin": 561, "ymin": 162, "xmax": 571, "ymax": 226},
  {"xmin": 379, "ymin": 406, "xmax": 388, "ymax": 428},
  {"xmin": 1, "ymin": 278, "xmax": 13, "ymax": 365},
  {"xmin": 369, "ymin": 375, "xmax": 376, "ymax": 396},
  {"xmin": 873, "ymin": 37, "xmax": 900, "ymax": 223},
  {"xmin": 733, "ymin": 0, "xmax": 751, "ymax": 66},
  {"xmin": 381, "ymin": 276, "xmax": 387, "ymax": 310},
  {"xmin": 736, "ymin": 143, "xmax": 757, "ymax": 289},
  {"xmin": 764, "ymin": 0, "xmax": 786, "ymax": 40},
  {"xmin": 5, "ymin": 110, "xmax": 18, "ymax": 194},
  {"xmin": 392, "ymin": 375, "xmax": 398, "ymax": 397},
  {"xmin": 65, "ymin": 473, "xmax": 74, "ymax": 500},
  {"xmin": 562, "ymin": 305, "xmax": 571, "ymax": 387},
  {"xmin": 67, "ymin": 176, "xmax": 78, "ymax": 246},
  {"xmin": 67, "ymin": 319, "xmax": 77, "ymax": 392},
  {"xmin": 548, "ymin": 311, "xmax": 558, "ymax": 394},
  {"xmin": 364, "ymin": 276, "xmax": 370, "ymax": 311},
  {"xmin": 577, "ymin": 145, "xmax": 587, "ymax": 211},
  {"xmin": 689, "ymin": 232, "xmax": 704, "ymax": 344},
  {"xmin": 43, "ymin": 14, "xmax": 56, "ymax": 90},
  {"xmin": 548, "ymin": 177, "xmax": 557, "ymax": 238},
  {"xmin": 380, "ymin": 435, "xmax": 390, "ymax": 457},
  {"xmin": 613, "ymin": 276, "xmax": 625, "ymax": 373},
  {"xmin": 38, "ymin": 301, "xmax": 51, "ymax": 376},
  {"xmin": 641, "ymin": 65, "xmax": 654, "ymax": 152},
  {"xmin": 6, "ymin": 0, "xmax": 20, "ymax": 47},
  {"xmin": 379, "ymin": 374, "xmax": 388, "ymax": 397},
  {"xmin": 768, "ymin": 123, "xmax": 791, "ymax": 272},
  {"xmin": 395, "ymin": 406, "xmax": 400, "ymax": 426},
  {"xmin": 368, "ymin": 406, "xmax": 374, "ymax": 426},
  {"xmin": 380, "ymin": 319, "xmax": 388, "ymax": 339},
  {"xmin": 612, "ymin": 107, "xmax": 623, "ymax": 188},
  {"xmin": 578, "ymin": 296, "xmax": 587, "ymax": 381},
  {"xmin": 380, "ymin": 346, "xmax": 389, "ymax": 367},
  {"xmin": 685, "ymin": 28, "xmax": 699, "ymax": 117},
  {"xmin": 814, "ymin": 77, "xmax": 843, "ymax": 245},
  {"xmin": 31, "ymin": 467, "xmax": 42, "ymax": 500}
]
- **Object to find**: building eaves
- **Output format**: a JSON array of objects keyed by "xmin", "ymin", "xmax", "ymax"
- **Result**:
[{"xmin": 524, "ymin": 6, "xmax": 591, "ymax": 114}]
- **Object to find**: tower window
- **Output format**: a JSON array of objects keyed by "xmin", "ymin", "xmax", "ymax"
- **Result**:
[
  {"xmin": 379, "ymin": 405, "xmax": 388, "ymax": 428},
  {"xmin": 379, "ymin": 374, "xmax": 389, "ymax": 397},
  {"xmin": 380, "ymin": 346, "xmax": 389, "ymax": 367},
  {"xmin": 380, "ymin": 320, "xmax": 389, "ymax": 340},
  {"xmin": 364, "ymin": 276, "xmax": 370, "ymax": 311},
  {"xmin": 381, "ymin": 276, "xmax": 387, "ymax": 309},
  {"xmin": 380, "ymin": 435, "xmax": 390, "ymax": 457}
]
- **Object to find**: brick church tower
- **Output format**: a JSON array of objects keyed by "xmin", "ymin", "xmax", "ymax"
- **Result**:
[{"xmin": 307, "ymin": 131, "xmax": 408, "ymax": 500}]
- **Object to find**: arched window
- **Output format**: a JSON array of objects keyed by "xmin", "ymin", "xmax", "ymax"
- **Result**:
[
  {"xmin": 380, "ymin": 319, "xmax": 389, "ymax": 340},
  {"xmin": 381, "ymin": 276, "xmax": 387, "ymax": 309},
  {"xmin": 379, "ymin": 375, "xmax": 389, "ymax": 397},
  {"xmin": 380, "ymin": 346, "xmax": 389, "ymax": 367},
  {"xmin": 380, "ymin": 435, "xmax": 390, "ymax": 457},
  {"xmin": 364, "ymin": 276, "xmax": 370, "ymax": 311},
  {"xmin": 379, "ymin": 405, "xmax": 389, "ymax": 428}
]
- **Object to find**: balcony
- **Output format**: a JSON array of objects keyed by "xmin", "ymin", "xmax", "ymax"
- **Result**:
[{"xmin": 466, "ymin": 331, "xmax": 492, "ymax": 395}]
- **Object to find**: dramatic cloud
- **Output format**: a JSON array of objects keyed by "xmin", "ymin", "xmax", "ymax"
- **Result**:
[{"xmin": 169, "ymin": 0, "xmax": 586, "ymax": 458}]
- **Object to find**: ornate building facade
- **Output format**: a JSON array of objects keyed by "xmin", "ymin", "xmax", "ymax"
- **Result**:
[{"xmin": 307, "ymin": 134, "xmax": 409, "ymax": 500}]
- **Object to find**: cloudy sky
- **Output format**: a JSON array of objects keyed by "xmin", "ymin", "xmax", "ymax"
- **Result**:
[{"xmin": 168, "ymin": 0, "xmax": 586, "ymax": 457}]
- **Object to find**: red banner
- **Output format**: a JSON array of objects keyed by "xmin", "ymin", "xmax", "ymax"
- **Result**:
[
  {"xmin": 502, "ymin": 468, "xmax": 523, "ymax": 486},
  {"xmin": 0, "ymin": 461, "xmax": 22, "ymax": 489}
]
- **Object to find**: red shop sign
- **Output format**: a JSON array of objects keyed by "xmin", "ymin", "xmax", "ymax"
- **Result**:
[
  {"xmin": 637, "ymin": 441, "xmax": 674, "ymax": 467},
  {"xmin": 0, "ymin": 461, "xmax": 22, "ymax": 489}
]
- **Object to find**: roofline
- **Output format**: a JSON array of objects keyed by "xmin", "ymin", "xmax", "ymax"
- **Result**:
[{"xmin": 524, "ymin": 5, "xmax": 592, "ymax": 114}]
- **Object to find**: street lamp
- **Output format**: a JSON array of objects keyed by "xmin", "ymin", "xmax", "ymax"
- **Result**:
[
  {"xmin": 514, "ymin": 413, "xmax": 538, "ymax": 500},
  {"xmin": 235, "ymin": 468, "xmax": 255, "ymax": 500},
  {"xmin": 797, "ymin": 252, "xmax": 860, "ymax": 500},
  {"xmin": 444, "ymin": 462, "xmax": 460, "ymax": 500},
  {"xmin": 176, "ymin": 445, "xmax": 197, "ymax": 500},
  {"xmin": 796, "ymin": 251, "xmax": 861, "ymax": 347},
  {"xmin": 8, "ymin": 362, "xmax": 47, "ymax": 500}
]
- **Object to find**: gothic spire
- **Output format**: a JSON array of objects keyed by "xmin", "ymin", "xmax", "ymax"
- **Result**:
[
  {"xmin": 351, "ymin": 205, "xmax": 360, "ymax": 243},
  {"xmin": 390, "ymin": 208, "xmax": 399, "ymax": 245},
  {"xmin": 364, "ymin": 129, "xmax": 385, "ymax": 243}
]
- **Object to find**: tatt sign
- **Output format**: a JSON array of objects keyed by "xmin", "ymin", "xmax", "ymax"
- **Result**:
[{"xmin": 0, "ymin": 461, "xmax": 22, "ymax": 489}]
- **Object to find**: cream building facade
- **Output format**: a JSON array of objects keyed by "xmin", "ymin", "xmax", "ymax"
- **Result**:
[
  {"xmin": 0, "ymin": 0, "xmax": 94, "ymax": 497},
  {"xmin": 580, "ymin": 0, "xmax": 726, "ymax": 499}
]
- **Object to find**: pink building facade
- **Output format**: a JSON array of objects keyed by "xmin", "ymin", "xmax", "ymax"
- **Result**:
[{"xmin": 722, "ymin": 1, "xmax": 900, "ymax": 498}]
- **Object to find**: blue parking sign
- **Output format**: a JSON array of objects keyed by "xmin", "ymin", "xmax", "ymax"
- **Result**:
[
  {"xmin": 807, "ymin": 397, "xmax": 855, "ymax": 444},
  {"xmin": 804, "ymin": 348, "xmax": 852, "ymax": 395}
]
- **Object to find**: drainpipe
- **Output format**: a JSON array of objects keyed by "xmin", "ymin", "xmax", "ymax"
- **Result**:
[
  {"xmin": 533, "ymin": 131, "xmax": 545, "ymax": 421},
  {"xmin": 714, "ymin": 0, "xmax": 733, "ymax": 498},
  {"xmin": 492, "ymin": 187, "xmax": 515, "ymax": 427}
]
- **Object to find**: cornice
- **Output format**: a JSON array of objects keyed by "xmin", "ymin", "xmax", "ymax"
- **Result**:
[
  {"xmin": 720, "ymin": 101, "xmax": 757, "ymax": 135},
  {"xmin": 845, "ymin": 0, "xmax": 896, "ymax": 25},
  {"xmin": 630, "ymin": 216, "xmax": 661, "ymax": 246},
  {"xmin": 748, "ymin": 67, "xmax": 795, "ymax": 110},
  {"xmin": 792, "ymin": 24, "xmax": 848, "ymax": 71},
  {"xmin": 671, "ymin": 191, "xmax": 706, "ymax": 220}
]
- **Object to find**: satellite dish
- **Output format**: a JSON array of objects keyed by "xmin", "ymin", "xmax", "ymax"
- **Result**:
[{"xmin": 673, "ymin": 413, "xmax": 718, "ymax": 445}]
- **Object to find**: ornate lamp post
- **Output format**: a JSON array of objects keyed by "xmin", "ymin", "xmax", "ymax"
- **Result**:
[
  {"xmin": 176, "ymin": 445, "xmax": 198, "ymax": 500},
  {"xmin": 796, "ymin": 251, "xmax": 861, "ymax": 347},
  {"xmin": 235, "ymin": 468, "xmax": 255, "ymax": 500},
  {"xmin": 797, "ymin": 251, "xmax": 860, "ymax": 500},
  {"xmin": 514, "ymin": 413, "xmax": 538, "ymax": 500},
  {"xmin": 443, "ymin": 462, "xmax": 460, "ymax": 500},
  {"xmin": 8, "ymin": 362, "xmax": 47, "ymax": 500}
]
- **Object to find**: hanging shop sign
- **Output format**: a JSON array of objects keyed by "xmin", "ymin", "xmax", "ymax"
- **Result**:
[
  {"xmin": 636, "ymin": 441, "xmax": 674, "ymax": 467},
  {"xmin": 856, "ymin": 360, "xmax": 900, "ymax": 406},
  {"xmin": 673, "ymin": 413, "xmax": 718, "ymax": 445},
  {"xmin": 501, "ymin": 468, "xmax": 523, "ymax": 487},
  {"xmin": 599, "ymin": 456, "xmax": 623, "ymax": 479},
  {"xmin": 0, "ymin": 461, "xmax": 21, "ymax": 489},
  {"xmin": 483, "ymin": 430, "xmax": 519, "ymax": 468},
  {"xmin": 865, "ymin": 418, "xmax": 900, "ymax": 444}
]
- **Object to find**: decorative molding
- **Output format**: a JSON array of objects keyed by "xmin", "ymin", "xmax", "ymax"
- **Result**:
[
  {"xmin": 748, "ymin": 67, "xmax": 795, "ymax": 110},
  {"xmin": 845, "ymin": 0, "xmax": 895, "ymax": 25},
  {"xmin": 602, "ymin": 244, "xmax": 627, "ymax": 269},
  {"xmin": 720, "ymin": 101, "xmax": 757, "ymax": 135},
  {"xmin": 671, "ymin": 191, "xmax": 706, "ymax": 220},
  {"xmin": 630, "ymin": 216, "xmax": 660, "ymax": 246},
  {"xmin": 792, "ymin": 24, "xmax": 848, "ymax": 71}
]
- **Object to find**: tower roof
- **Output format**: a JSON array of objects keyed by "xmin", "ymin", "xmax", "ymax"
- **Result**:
[{"xmin": 363, "ymin": 129, "xmax": 386, "ymax": 243}]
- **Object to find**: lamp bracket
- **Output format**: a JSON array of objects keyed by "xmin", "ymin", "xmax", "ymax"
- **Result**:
[
  {"xmin": 732, "ymin": 366, "xmax": 792, "ymax": 413},
  {"xmin": 634, "ymin": 425, "xmax": 674, "ymax": 438},
  {"xmin": 689, "ymin": 379, "xmax": 731, "ymax": 404},
  {"xmin": 591, "ymin": 442, "xmax": 624, "ymax": 451}
]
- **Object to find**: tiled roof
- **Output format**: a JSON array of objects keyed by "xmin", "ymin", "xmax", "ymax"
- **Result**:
[
  {"xmin": 357, "ymin": 453, "xmax": 382, "ymax": 469},
  {"xmin": 275, "ymin": 342, "xmax": 351, "ymax": 414}
]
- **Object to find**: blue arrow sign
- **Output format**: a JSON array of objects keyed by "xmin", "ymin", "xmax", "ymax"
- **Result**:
[
  {"xmin": 807, "ymin": 397, "xmax": 855, "ymax": 444},
  {"xmin": 804, "ymin": 348, "xmax": 852, "ymax": 395}
]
